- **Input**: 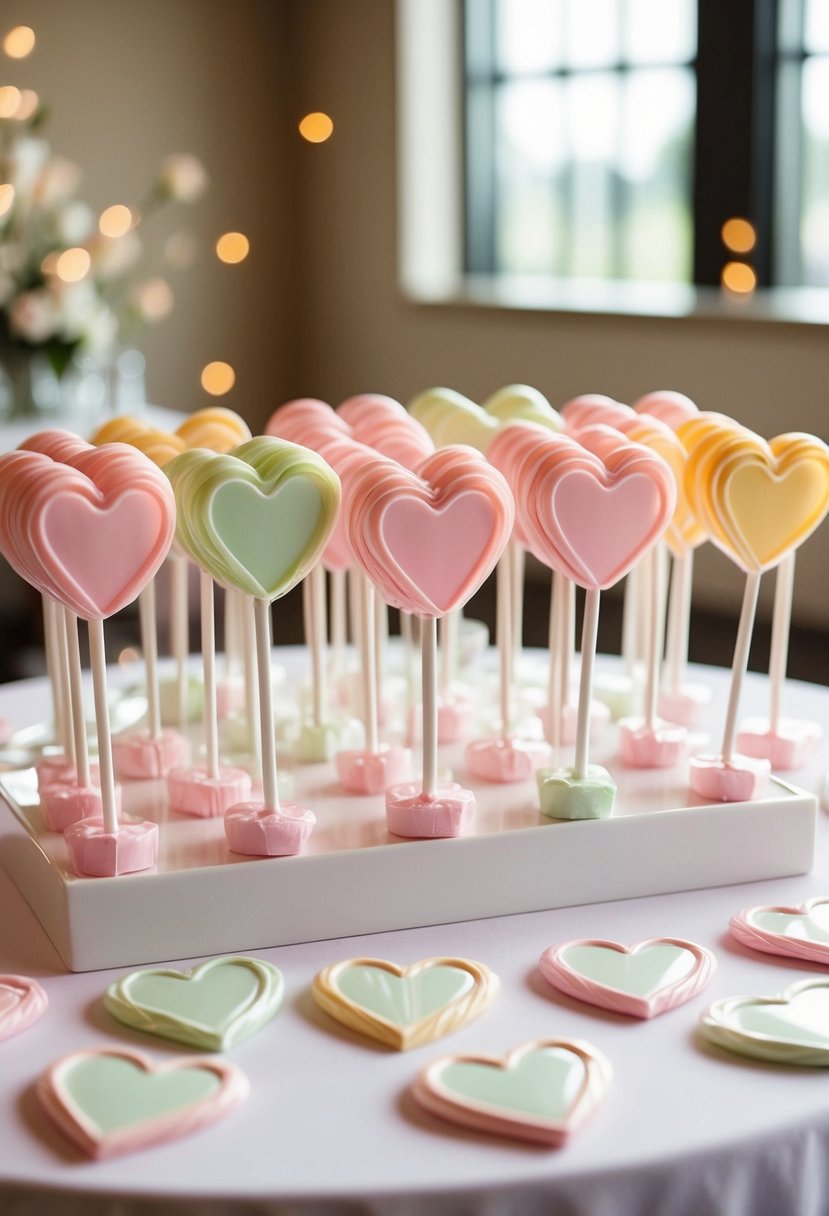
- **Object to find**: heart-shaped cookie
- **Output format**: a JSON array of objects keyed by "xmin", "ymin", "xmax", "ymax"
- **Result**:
[
  {"xmin": 701, "ymin": 979, "xmax": 829, "ymax": 1065},
  {"xmin": 412, "ymin": 1037, "xmax": 612, "ymax": 1146},
  {"xmin": 36, "ymin": 1047, "xmax": 249, "ymax": 1159},
  {"xmin": 0, "ymin": 974, "xmax": 48, "ymax": 1043},
  {"xmin": 104, "ymin": 956, "xmax": 283, "ymax": 1051},
  {"xmin": 539, "ymin": 938, "xmax": 716, "ymax": 1019},
  {"xmin": 346, "ymin": 448, "xmax": 514, "ymax": 617},
  {"xmin": 312, "ymin": 956, "xmax": 498, "ymax": 1050},
  {"xmin": 165, "ymin": 437, "xmax": 340, "ymax": 601},
  {"xmin": 730, "ymin": 898, "xmax": 829, "ymax": 966}
]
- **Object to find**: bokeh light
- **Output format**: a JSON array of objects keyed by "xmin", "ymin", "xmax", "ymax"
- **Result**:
[
  {"xmin": 56, "ymin": 247, "xmax": 91, "ymax": 283},
  {"xmin": 133, "ymin": 278, "xmax": 174, "ymax": 320},
  {"xmin": 721, "ymin": 217, "xmax": 757, "ymax": 254},
  {"xmin": 721, "ymin": 261, "xmax": 757, "ymax": 294},
  {"xmin": 3, "ymin": 26, "xmax": 35, "ymax": 59},
  {"xmin": 0, "ymin": 85, "xmax": 21, "ymax": 118},
  {"xmin": 14, "ymin": 88, "xmax": 38, "ymax": 120},
  {"xmin": 201, "ymin": 361, "xmax": 235, "ymax": 395},
  {"xmin": 299, "ymin": 111, "xmax": 334, "ymax": 143},
  {"xmin": 0, "ymin": 183, "xmax": 14, "ymax": 218},
  {"xmin": 99, "ymin": 204, "xmax": 133, "ymax": 238},
  {"xmin": 216, "ymin": 231, "xmax": 250, "ymax": 264}
]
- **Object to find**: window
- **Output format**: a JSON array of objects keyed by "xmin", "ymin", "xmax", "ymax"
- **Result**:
[{"xmin": 464, "ymin": 0, "xmax": 829, "ymax": 291}]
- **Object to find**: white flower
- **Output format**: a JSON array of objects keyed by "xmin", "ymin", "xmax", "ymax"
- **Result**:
[
  {"xmin": 49, "ymin": 279, "xmax": 99, "ymax": 340},
  {"xmin": 87, "ymin": 230, "xmax": 142, "ymax": 280},
  {"xmin": 157, "ymin": 153, "xmax": 208, "ymax": 203},
  {"xmin": 0, "ymin": 136, "xmax": 49, "ymax": 196},
  {"xmin": 33, "ymin": 156, "xmax": 82, "ymax": 209},
  {"xmin": 81, "ymin": 303, "xmax": 118, "ymax": 354},
  {"xmin": 54, "ymin": 200, "xmax": 95, "ymax": 244},
  {"xmin": 9, "ymin": 289, "xmax": 58, "ymax": 343}
]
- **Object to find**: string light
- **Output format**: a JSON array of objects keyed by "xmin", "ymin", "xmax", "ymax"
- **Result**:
[
  {"xmin": 721, "ymin": 217, "xmax": 756, "ymax": 254},
  {"xmin": 99, "ymin": 204, "xmax": 133, "ymax": 238},
  {"xmin": 721, "ymin": 261, "xmax": 757, "ymax": 294},
  {"xmin": 0, "ymin": 183, "xmax": 14, "ymax": 218},
  {"xmin": 201, "ymin": 361, "xmax": 235, "ymax": 395},
  {"xmin": 3, "ymin": 26, "xmax": 35, "ymax": 59},
  {"xmin": 299, "ymin": 112, "xmax": 334, "ymax": 143},
  {"xmin": 216, "ymin": 232, "xmax": 250, "ymax": 264},
  {"xmin": 55, "ymin": 247, "xmax": 91, "ymax": 283},
  {"xmin": 0, "ymin": 85, "xmax": 21, "ymax": 118}
]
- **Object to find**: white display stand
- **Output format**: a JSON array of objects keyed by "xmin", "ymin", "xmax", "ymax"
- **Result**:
[{"xmin": 0, "ymin": 651, "xmax": 816, "ymax": 970}]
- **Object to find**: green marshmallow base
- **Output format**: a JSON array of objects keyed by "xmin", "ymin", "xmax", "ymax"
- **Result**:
[
  {"xmin": 293, "ymin": 718, "xmax": 363, "ymax": 763},
  {"xmin": 104, "ymin": 956, "xmax": 284, "ymax": 1052},
  {"xmin": 536, "ymin": 765, "xmax": 616, "ymax": 820}
]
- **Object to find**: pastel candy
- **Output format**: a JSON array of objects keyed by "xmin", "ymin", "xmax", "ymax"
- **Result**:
[
  {"xmin": 338, "ymin": 393, "xmax": 434, "ymax": 470},
  {"xmin": 0, "ymin": 974, "xmax": 48, "ymax": 1042},
  {"xmin": 346, "ymin": 447, "xmax": 514, "ymax": 617},
  {"xmin": 633, "ymin": 389, "xmax": 699, "ymax": 430},
  {"xmin": 625, "ymin": 415, "xmax": 706, "ymax": 555},
  {"xmin": 537, "ymin": 764, "xmax": 616, "ymax": 820},
  {"xmin": 165, "ymin": 437, "xmax": 340, "ymax": 601},
  {"xmin": 312, "ymin": 956, "xmax": 498, "ymax": 1050},
  {"xmin": 560, "ymin": 394, "xmax": 635, "ymax": 431},
  {"xmin": 104, "ymin": 956, "xmax": 283, "ymax": 1051},
  {"xmin": 410, "ymin": 385, "xmax": 561, "ymax": 453},
  {"xmin": 64, "ymin": 817, "xmax": 159, "ymax": 877},
  {"xmin": 700, "ymin": 979, "xmax": 829, "ymax": 1066},
  {"xmin": 412, "ymin": 1037, "xmax": 612, "ymax": 1147},
  {"xmin": 176, "ymin": 406, "xmax": 252, "ymax": 453},
  {"xmin": 730, "ymin": 897, "xmax": 829, "ymax": 966},
  {"xmin": 539, "ymin": 938, "xmax": 716, "ymax": 1019},
  {"xmin": 484, "ymin": 384, "xmax": 563, "ymax": 431},
  {"xmin": 36, "ymin": 1047, "xmax": 249, "ymax": 1159},
  {"xmin": 92, "ymin": 418, "xmax": 186, "ymax": 467}
]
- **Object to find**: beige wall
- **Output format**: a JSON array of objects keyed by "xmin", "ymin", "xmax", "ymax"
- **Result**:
[{"xmin": 6, "ymin": 0, "xmax": 828, "ymax": 628}]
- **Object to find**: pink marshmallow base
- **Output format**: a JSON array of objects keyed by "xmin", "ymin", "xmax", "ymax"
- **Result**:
[
  {"xmin": 167, "ymin": 767, "xmax": 252, "ymax": 819},
  {"xmin": 336, "ymin": 746, "xmax": 412, "ymax": 795},
  {"xmin": 437, "ymin": 694, "xmax": 476, "ymax": 744},
  {"xmin": 536, "ymin": 701, "xmax": 611, "ymax": 745},
  {"xmin": 224, "ymin": 800, "xmax": 316, "ymax": 857},
  {"xmin": 465, "ymin": 737, "xmax": 553, "ymax": 784},
  {"xmin": 736, "ymin": 717, "xmax": 823, "ymax": 771},
  {"xmin": 689, "ymin": 753, "xmax": 771, "ymax": 802},
  {"xmin": 113, "ymin": 729, "xmax": 190, "ymax": 780},
  {"xmin": 618, "ymin": 718, "xmax": 687, "ymax": 769},
  {"xmin": 64, "ymin": 817, "xmax": 159, "ymax": 877},
  {"xmin": 36, "ymin": 756, "xmax": 100, "ymax": 791},
  {"xmin": 386, "ymin": 781, "xmax": 476, "ymax": 839},
  {"xmin": 658, "ymin": 683, "xmax": 711, "ymax": 728},
  {"xmin": 41, "ymin": 781, "xmax": 123, "ymax": 832}
]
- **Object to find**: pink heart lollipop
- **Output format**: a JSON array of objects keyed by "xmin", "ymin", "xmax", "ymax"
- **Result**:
[
  {"xmin": 633, "ymin": 390, "xmax": 699, "ymax": 431},
  {"xmin": 338, "ymin": 394, "xmax": 434, "ymax": 471}
]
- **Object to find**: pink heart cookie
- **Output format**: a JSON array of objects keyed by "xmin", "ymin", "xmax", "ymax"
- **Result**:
[
  {"xmin": 539, "ymin": 938, "xmax": 716, "ymax": 1019},
  {"xmin": 36, "ymin": 1047, "xmax": 248, "ymax": 1160},
  {"xmin": 730, "ymin": 898, "xmax": 829, "ymax": 966},
  {"xmin": 0, "ymin": 975, "xmax": 48, "ymax": 1043}
]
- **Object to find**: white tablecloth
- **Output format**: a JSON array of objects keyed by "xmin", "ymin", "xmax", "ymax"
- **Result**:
[{"xmin": 0, "ymin": 659, "xmax": 828, "ymax": 1216}]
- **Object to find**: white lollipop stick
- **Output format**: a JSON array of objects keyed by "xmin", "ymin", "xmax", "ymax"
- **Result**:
[
  {"xmin": 58, "ymin": 608, "xmax": 77, "ymax": 776},
  {"xmin": 546, "ymin": 573, "xmax": 562, "ymax": 753},
  {"xmin": 574, "ymin": 588, "xmax": 600, "ymax": 781},
  {"xmin": 374, "ymin": 589, "xmax": 386, "ymax": 711},
  {"xmin": 42, "ymin": 595, "xmax": 62, "ymax": 747},
  {"xmin": 439, "ymin": 612, "xmax": 453, "ymax": 694},
  {"xmin": 400, "ymin": 609, "xmax": 416, "ymax": 717},
  {"xmin": 50, "ymin": 597, "xmax": 71, "ymax": 755},
  {"xmin": 769, "ymin": 552, "xmax": 795, "ymax": 733},
  {"xmin": 200, "ymin": 572, "xmax": 220, "ymax": 781},
  {"xmin": 253, "ymin": 597, "xmax": 280, "ymax": 811},
  {"xmin": 359, "ymin": 576, "xmax": 379, "ymax": 753},
  {"xmin": 496, "ymin": 555, "xmax": 512, "ymax": 738},
  {"xmin": 347, "ymin": 568, "xmax": 360, "ymax": 649},
  {"xmin": 223, "ymin": 587, "xmax": 244, "ymax": 681},
  {"xmin": 308, "ymin": 562, "xmax": 328, "ymax": 727},
  {"xmin": 170, "ymin": 552, "xmax": 189, "ymax": 732},
  {"xmin": 64, "ymin": 608, "xmax": 90, "ymax": 789},
  {"xmin": 330, "ymin": 567, "xmax": 347, "ymax": 673},
  {"xmin": 242, "ymin": 594, "xmax": 261, "ymax": 774},
  {"xmin": 510, "ymin": 541, "xmax": 525, "ymax": 657},
  {"xmin": 561, "ymin": 576, "xmax": 574, "ymax": 711},
  {"xmin": 138, "ymin": 582, "xmax": 162, "ymax": 740},
  {"xmin": 421, "ymin": 614, "xmax": 438, "ymax": 798},
  {"xmin": 721, "ymin": 571, "xmax": 762, "ymax": 763},
  {"xmin": 621, "ymin": 569, "xmax": 639, "ymax": 678},
  {"xmin": 644, "ymin": 545, "xmax": 667, "ymax": 731},
  {"xmin": 87, "ymin": 617, "xmax": 118, "ymax": 834},
  {"xmin": 665, "ymin": 550, "xmax": 693, "ymax": 693}
]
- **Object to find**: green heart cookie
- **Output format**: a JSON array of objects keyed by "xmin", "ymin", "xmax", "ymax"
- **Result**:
[
  {"xmin": 441, "ymin": 1045, "xmax": 585, "ymax": 1120},
  {"xmin": 701, "ymin": 978, "xmax": 829, "ymax": 1065},
  {"xmin": 104, "ymin": 956, "xmax": 283, "ymax": 1051}
]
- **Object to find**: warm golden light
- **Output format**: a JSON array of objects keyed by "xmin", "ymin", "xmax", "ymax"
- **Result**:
[
  {"xmin": 99, "ymin": 204, "xmax": 133, "ymax": 238},
  {"xmin": 135, "ymin": 278, "xmax": 173, "ymax": 320},
  {"xmin": 0, "ymin": 85, "xmax": 21, "ymax": 118},
  {"xmin": 0, "ymin": 182, "xmax": 13, "ymax": 218},
  {"xmin": 216, "ymin": 231, "xmax": 250, "ymax": 264},
  {"xmin": 3, "ymin": 26, "xmax": 35, "ymax": 59},
  {"xmin": 118, "ymin": 647, "xmax": 140, "ymax": 666},
  {"xmin": 56, "ymin": 247, "xmax": 91, "ymax": 283},
  {"xmin": 14, "ymin": 88, "xmax": 38, "ymax": 120},
  {"xmin": 40, "ymin": 251, "xmax": 59, "ymax": 275},
  {"xmin": 299, "ymin": 111, "xmax": 334, "ymax": 143},
  {"xmin": 201, "ymin": 361, "xmax": 235, "ymax": 396},
  {"xmin": 721, "ymin": 261, "xmax": 757, "ymax": 294},
  {"xmin": 721, "ymin": 217, "xmax": 757, "ymax": 254}
]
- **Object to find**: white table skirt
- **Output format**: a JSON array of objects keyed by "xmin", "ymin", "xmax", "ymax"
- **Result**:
[{"xmin": 0, "ymin": 656, "xmax": 828, "ymax": 1216}]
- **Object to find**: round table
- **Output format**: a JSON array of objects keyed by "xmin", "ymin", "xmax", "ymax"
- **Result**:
[{"xmin": 0, "ymin": 660, "xmax": 828, "ymax": 1216}]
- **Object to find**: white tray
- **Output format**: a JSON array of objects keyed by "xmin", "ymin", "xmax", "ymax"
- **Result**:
[{"xmin": 0, "ymin": 750, "xmax": 816, "ymax": 971}]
